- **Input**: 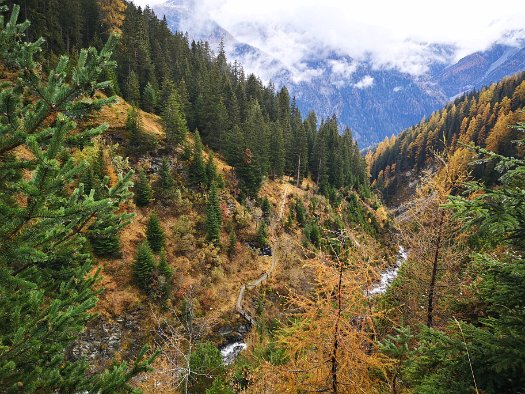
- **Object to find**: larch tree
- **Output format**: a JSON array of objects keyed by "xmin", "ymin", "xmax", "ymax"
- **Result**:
[
  {"xmin": 0, "ymin": 4, "xmax": 154, "ymax": 391},
  {"xmin": 249, "ymin": 231, "xmax": 389, "ymax": 393},
  {"xmin": 394, "ymin": 147, "xmax": 472, "ymax": 328},
  {"xmin": 97, "ymin": 0, "xmax": 127, "ymax": 35}
]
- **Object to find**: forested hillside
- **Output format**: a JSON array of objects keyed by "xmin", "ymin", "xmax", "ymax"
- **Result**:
[
  {"xmin": 369, "ymin": 71, "xmax": 525, "ymax": 202},
  {"xmin": 0, "ymin": 2, "xmax": 383, "ymax": 392},
  {"xmin": 5, "ymin": 0, "xmax": 369, "ymax": 201},
  {"xmin": 2, "ymin": 1, "xmax": 525, "ymax": 393}
]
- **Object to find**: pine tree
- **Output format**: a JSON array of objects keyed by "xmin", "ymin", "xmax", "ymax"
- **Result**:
[
  {"xmin": 88, "ymin": 211, "xmax": 124, "ymax": 258},
  {"xmin": 133, "ymin": 241, "xmax": 155, "ymax": 293},
  {"xmin": 146, "ymin": 212, "xmax": 165, "ymax": 253},
  {"xmin": 206, "ymin": 181, "xmax": 222, "ymax": 243},
  {"xmin": 189, "ymin": 130, "xmax": 207, "ymax": 187},
  {"xmin": 0, "ymin": 5, "xmax": 153, "ymax": 391},
  {"xmin": 93, "ymin": 146, "xmax": 107, "ymax": 183},
  {"xmin": 135, "ymin": 168, "xmax": 153, "ymax": 207}
]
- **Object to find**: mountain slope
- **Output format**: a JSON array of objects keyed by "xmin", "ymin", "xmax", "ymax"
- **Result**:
[
  {"xmin": 154, "ymin": 0, "xmax": 525, "ymax": 147},
  {"xmin": 368, "ymin": 71, "xmax": 525, "ymax": 203}
]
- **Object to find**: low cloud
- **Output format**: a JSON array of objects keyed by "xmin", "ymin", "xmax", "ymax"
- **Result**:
[
  {"xmin": 354, "ymin": 75, "xmax": 374, "ymax": 89},
  {"xmin": 150, "ymin": 0, "xmax": 525, "ymax": 83}
]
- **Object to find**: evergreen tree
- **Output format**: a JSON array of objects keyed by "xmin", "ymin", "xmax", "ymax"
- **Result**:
[
  {"xmin": 157, "ymin": 158, "xmax": 174, "ymax": 191},
  {"xmin": 146, "ymin": 212, "xmax": 165, "ymax": 253},
  {"xmin": 257, "ymin": 221, "xmax": 268, "ymax": 247},
  {"xmin": 162, "ymin": 88, "xmax": 188, "ymax": 146},
  {"xmin": 157, "ymin": 249, "xmax": 173, "ymax": 302},
  {"xmin": 189, "ymin": 130, "xmax": 207, "ymax": 187},
  {"xmin": 88, "ymin": 211, "xmax": 124, "ymax": 258},
  {"xmin": 125, "ymin": 69, "xmax": 140, "ymax": 105},
  {"xmin": 0, "ymin": 5, "xmax": 152, "ymax": 391},
  {"xmin": 206, "ymin": 181, "xmax": 222, "ymax": 243},
  {"xmin": 227, "ymin": 228, "xmax": 237, "ymax": 257},
  {"xmin": 261, "ymin": 196, "xmax": 271, "ymax": 220},
  {"xmin": 236, "ymin": 146, "xmax": 263, "ymax": 199},
  {"xmin": 126, "ymin": 105, "xmax": 151, "ymax": 155},
  {"xmin": 133, "ymin": 241, "xmax": 155, "ymax": 293},
  {"xmin": 206, "ymin": 151, "xmax": 218, "ymax": 186},
  {"xmin": 269, "ymin": 122, "xmax": 285, "ymax": 178},
  {"xmin": 135, "ymin": 168, "xmax": 153, "ymax": 206},
  {"xmin": 143, "ymin": 81, "xmax": 159, "ymax": 113},
  {"xmin": 188, "ymin": 342, "xmax": 225, "ymax": 393},
  {"xmin": 93, "ymin": 146, "xmax": 107, "ymax": 183},
  {"xmin": 295, "ymin": 198, "xmax": 306, "ymax": 226}
]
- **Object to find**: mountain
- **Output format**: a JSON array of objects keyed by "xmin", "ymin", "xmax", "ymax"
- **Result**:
[
  {"xmin": 435, "ymin": 44, "xmax": 525, "ymax": 98},
  {"xmin": 153, "ymin": 0, "xmax": 525, "ymax": 147}
]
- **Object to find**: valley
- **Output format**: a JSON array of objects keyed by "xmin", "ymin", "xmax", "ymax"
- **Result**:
[{"xmin": 1, "ymin": 1, "xmax": 524, "ymax": 393}]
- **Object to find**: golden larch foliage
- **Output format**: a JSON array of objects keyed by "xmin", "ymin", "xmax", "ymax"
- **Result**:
[
  {"xmin": 97, "ymin": 0, "xmax": 127, "ymax": 34},
  {"xmin": 248, "ymin": 243, "xmax": 390, "ymax": 393}
]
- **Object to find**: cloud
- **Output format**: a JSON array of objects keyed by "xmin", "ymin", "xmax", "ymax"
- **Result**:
[
  {"xmin": 150, "ymin": 0, "xmax": 525, "ymax": 82},
  {"xmin": 354, "ymin": 75, "xmax": 374, "ymax": 89}
]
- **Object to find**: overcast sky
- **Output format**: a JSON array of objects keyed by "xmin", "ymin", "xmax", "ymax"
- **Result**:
[{"xmin": 131, "ymin": 0, "xmax": 525, "ymax": 81}]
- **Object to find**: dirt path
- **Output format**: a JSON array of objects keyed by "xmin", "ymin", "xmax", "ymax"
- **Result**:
[{"xmin": 235, "ymin": 185, "xmax": 289, "ymax": 325}]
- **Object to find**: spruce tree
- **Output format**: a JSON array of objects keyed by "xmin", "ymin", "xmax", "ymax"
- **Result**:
[
  {"xmin": 146, "ymin": 212, "xmax": 165, "ymax": 253},
  {"xmin": 261, "ymin": 196, "xmax": 271, "ymax": 220},
  {"xmin": 158, "ymin": 158, "xmax": 174, "ymax": 191},
  {"xmin": 0, "ymin": 5, "xmax": 153, "ymax": 391},
  {"xmin": 295, "ymin": 198, "xmax": 306, "ymax": 226},
  {"xmin": 126, "ymin": 69, "xmax": 141, "ymax": 105},
  {"xmin": 126, "ymin": 105, "xmax": 146, "ymax": 154},
  {"xmin": 189, "ymin": 130, "xmax": 207, "ymax": 187},
  {"xmin": 206, "ymin": 181, "xmax": 222, "ymax": 243},
  {"xmin": 157, "ymin": 249, "xmax": 173, "ymax": 302},
  {"xmin": 206, "ymin": 151, "xmax": 218, "ymax": 186},
  {"xmin": 135, "ymin": 168, "xmax": 153, "ymax": 206},
  {"xmin": 257, "ymin": 221, "xmax": 268, "ymax": 247},
  {"xmin": 133, "ymin": 241, "xmax": 155, "ymax": 293},
  {"xmin": 143, "ymin": 81, "xmax": 158, "ymax": 113},
  {"xmin": 162, "ymin": 88, "xmax": 188, "ymax": 146}
]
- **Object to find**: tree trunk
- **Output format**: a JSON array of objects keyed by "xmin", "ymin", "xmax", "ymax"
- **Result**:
[
  {"xmin": 331, "ymin": 259, "xmax": 344, "ymax": 393},
  {"xmin": 427, "ymin": 209, "xmax": 445, "ymax": 327}
]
